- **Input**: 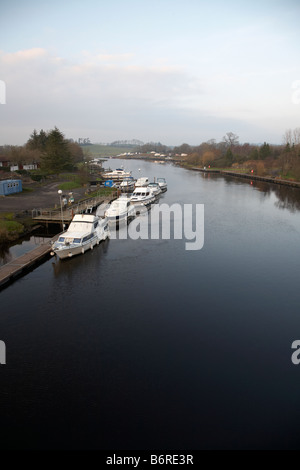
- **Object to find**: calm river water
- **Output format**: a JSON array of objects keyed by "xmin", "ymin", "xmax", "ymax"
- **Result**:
[{"xmin": 1, "ymin": 159, "xmax": 300, "ymax": 449}]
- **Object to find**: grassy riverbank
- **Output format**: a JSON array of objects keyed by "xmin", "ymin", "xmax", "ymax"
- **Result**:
[
  {"xmin": 179, "ymin": 161, "xmax": 300, "ymax": 182},
  {"xmin": 0, "ymin": 212, "xmax": 38, "ymax": 243}
]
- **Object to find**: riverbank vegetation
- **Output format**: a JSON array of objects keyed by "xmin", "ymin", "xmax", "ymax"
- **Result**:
[
  {"xmin": 2, "ymin": 126, "xmax": 300, "ymax": 182},
  {"xmin": 0, "ymin": 128, "xmax": 93, "ymax": 193},
  {"xmin": 0, "ymin": 213, "xmax": 23, "ymax": 242},
  {"xmin": 173, "ymin": 129, "xmax": 300, "ymax": 181},
  {"xmin": 0, "ymin": 212, "xmax": 38, "ymax": 243},
  {"xmin": 0, "ymin": 127, "xmax": 84, "ymax": 175},
  {"xmin": 2, "ymin": 126, "xmax": 300, "ymax": 186}
]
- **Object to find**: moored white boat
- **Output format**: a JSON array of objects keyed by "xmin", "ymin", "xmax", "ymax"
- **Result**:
[
  {"xmin": 105, "ymin": 195, "xmax": 135, "ymax": 224},
  {"xmin": 51, "ymin": 214, "xmax": 109, "ymax": 259},
  {"xmin": 102, "ymin": 168, "xmax": 132, "ymax": 180},
  {"xmin": 157, "ymin": 177, "xmax": 167, "ymax": 192},
  {"xmin": 135, "ymin": 177, "xmax": 149, "ymax": 187},
  {"xmin": 147, "ymin": 182, "xmax": 162, "ymax": 197},
  {"xmin": 130, "ymin": 186, "xmax": 156, "ymax": 208},
  {"xmin": 120, "ymin": 177, "xmax": 135, "ymax": 192}
]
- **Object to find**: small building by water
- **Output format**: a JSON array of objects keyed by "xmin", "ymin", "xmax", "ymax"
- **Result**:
[{"xmin": 0, "ymin": 179, "xmax": 22, "ymax": 196}]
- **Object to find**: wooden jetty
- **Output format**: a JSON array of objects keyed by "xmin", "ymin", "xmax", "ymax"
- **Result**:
[
  {"xmin": 32, "ymin": 192, "xmax": 117, "ymax": 225},
  {"xmin": 0, "ymin": 193, "xmax": 118, "ymax": 290},
  {"xmin": 0, "ymin": 234, "xmax": 59, "ymax": 290}
]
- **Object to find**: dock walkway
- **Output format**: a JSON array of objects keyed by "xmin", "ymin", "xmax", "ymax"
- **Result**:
[
  {"xmin": 0, "ymin": 195, "xmax": 117, "ymax": 290},
  {"xmin": 32, "ymin": 193, "xmax": 117, "ymax": 225},
  {"xmin": 0, "ymin": 234, "xmax": 59, "ymax": 290}
]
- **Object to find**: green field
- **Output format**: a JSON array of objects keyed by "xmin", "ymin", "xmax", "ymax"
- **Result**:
[{"xmin": 82, "ymin": 144, "xmax": 136, "ymax": 157}]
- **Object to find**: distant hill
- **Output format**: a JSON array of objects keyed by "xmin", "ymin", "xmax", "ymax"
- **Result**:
[
  {"xmin": 109, "ymin": 139, "xmax": 144, "ymax": 147},
  {"xmin": 81, "ymin": 144, "xmax": 137, "ymax": 157}
]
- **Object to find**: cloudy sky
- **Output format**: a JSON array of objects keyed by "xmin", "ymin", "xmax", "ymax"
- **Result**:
[{"xmin": 0, "ymin": 0, "xmax": 299, "ymax": 146}]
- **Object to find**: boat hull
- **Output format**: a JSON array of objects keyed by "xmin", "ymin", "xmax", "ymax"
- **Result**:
[
  {"xmin": 106, "ymin": 208, "xmax": 135, "ymax": 225},
  {"xmin": 130, "ymin": 197, "xmax": 155, "ymax": 214},
  {"xmin": 54, "ymin": 238, "xmax": 97, "ymax": 259},
  {"xmin": 53, "ymin": 232, "xmax": 109, "ymax": 260}
]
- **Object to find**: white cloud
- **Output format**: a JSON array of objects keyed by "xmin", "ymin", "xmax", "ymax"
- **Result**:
[
  {"xmin": 0, "ymin": 48, "xmax": 201, "ymax": 114},
  {"xmin": 0, "ymin": 47, "xmax": 47, "ymax": 63},
  {"xmin": 0, "ymin": 47, "xmax": 299, "ymax": 145}
]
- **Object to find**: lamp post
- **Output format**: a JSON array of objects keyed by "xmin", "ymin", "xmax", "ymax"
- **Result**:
[{"xmin": 58, "ymin": 189, "xmax": 64, "ymax": 231}]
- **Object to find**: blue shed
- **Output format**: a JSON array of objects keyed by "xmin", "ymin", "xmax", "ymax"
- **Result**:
[{"xmin": 0, "ymin": 179, "xmax": 22, "ymax": 196}]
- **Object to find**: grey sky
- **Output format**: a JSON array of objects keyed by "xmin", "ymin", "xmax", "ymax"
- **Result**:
[{"xmin": 0, "ymin": 0, "xmax": 299, "ymax": 145}]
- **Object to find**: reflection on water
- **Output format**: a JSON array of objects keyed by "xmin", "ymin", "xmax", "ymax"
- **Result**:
[
  {"xmin": 0, "ymin": 244, "xmax": 12, "ymax": 266},
  {"xmin": 0, "ymin": 228, "xmax": 57, "ymax": 267},
  {"xmin": 247, "ymin": 178, "xmax": 300, "ymax": 212},
  {"xmin": 206, "ymin": 173, "xmax": 300, "ymax": 213},
  {"xmin": 51, "ymin": 237, "xmax": 110, "ymax": 279}
]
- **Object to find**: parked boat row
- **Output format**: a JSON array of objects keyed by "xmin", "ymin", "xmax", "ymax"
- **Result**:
[
  {"xmin": 51, "ymin": 170, "xmax": 167, "ymax": 260},
  {"xmin": 101, "ymin": 168, "xmax": 167, "ymax": 193}
]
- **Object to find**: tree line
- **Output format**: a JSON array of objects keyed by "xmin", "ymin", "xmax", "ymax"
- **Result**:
[
  {"xmin": 169, "ymin": 130, "xmax": 300, "ymax": 179},
  {"xmin": 0, "ymin": 127, "xmax": 84, "ymax": 174},
  {"xmin": 2, "ymin": 127, "xmax": 300, "ymax": 179}
]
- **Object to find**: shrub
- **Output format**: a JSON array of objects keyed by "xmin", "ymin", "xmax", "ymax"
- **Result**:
[
  {"xmin": 30, "ymin": 171, "xmax": 47, "ymax": 181},
  {"xmin": 0, "ymin": 219, "xmax": 24, "ymax": 239},
  {"xmin": 16, "ymin": 169, "xmax": 29, "ymax": 176},
  {"xmin": 256, "ymin": 162, "xmax": 266, "ymax": 176}
]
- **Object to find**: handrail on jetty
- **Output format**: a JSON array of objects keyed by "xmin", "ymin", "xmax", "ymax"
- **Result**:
[{"xmin": 32, "ymin": 191, "xmax": 118, "ymax": 224}]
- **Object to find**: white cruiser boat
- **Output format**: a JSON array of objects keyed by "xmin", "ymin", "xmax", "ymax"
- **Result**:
[
  {"xmin": 105, "ymin": 195, "xmax": 135, "ymax": 224},
  {"xmin": 135, "ymin": 177, "xmax": 149, "ymax": 187},
  {"xmin": 51, "ymin": 214, "xmax": 109, "ymax": 259},
  {"xmin": 102, "ymin": 168, "xmax": 131, "ymax": 180},
  {"xmin": 157, "ymin": 177, "xmax": 167, "ymax": 192},
  {"xmin": 120, "ymin": 177, "xmax": 135, "ymax": 192},
  {"xmin": 130, "ymin": 186, "xmax": 156, "ymax": 207},
  {"xmin": 147, "ymin": 182, "xmax": 162, "ymax": 197}
]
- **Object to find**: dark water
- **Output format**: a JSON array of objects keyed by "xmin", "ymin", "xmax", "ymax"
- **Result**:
[
  {"xmin": 0, "ymin": 232, "xmax": 53, "ymax": 267},
  {"xmin": 1, "ymin": 159, "xmax": 300, "ymax": 449}
]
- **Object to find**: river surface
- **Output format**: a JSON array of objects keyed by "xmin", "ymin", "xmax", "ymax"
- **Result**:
[
  {"xmin": 1, "ymin": 159, "xmax": 300, "ymax": 450},
  {"xmin": 0, "ymin": 232, "xmax": 53, "ymax": 267}
]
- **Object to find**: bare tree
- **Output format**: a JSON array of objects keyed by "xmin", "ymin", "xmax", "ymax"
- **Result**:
[
  {"xmin": 293, "ymin": 127, "xmax": 300, "ymax": 146},
  {"xmin": 283, "ymin": 129, "xmax": 293, "ymax": 146},
  {"xmin": 223, "ymin": 132, "xmax": 239, "ymax": 147},
  {"xmin": 283, "ymin": 127, "xmax": 300, "ymax": 146}
]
